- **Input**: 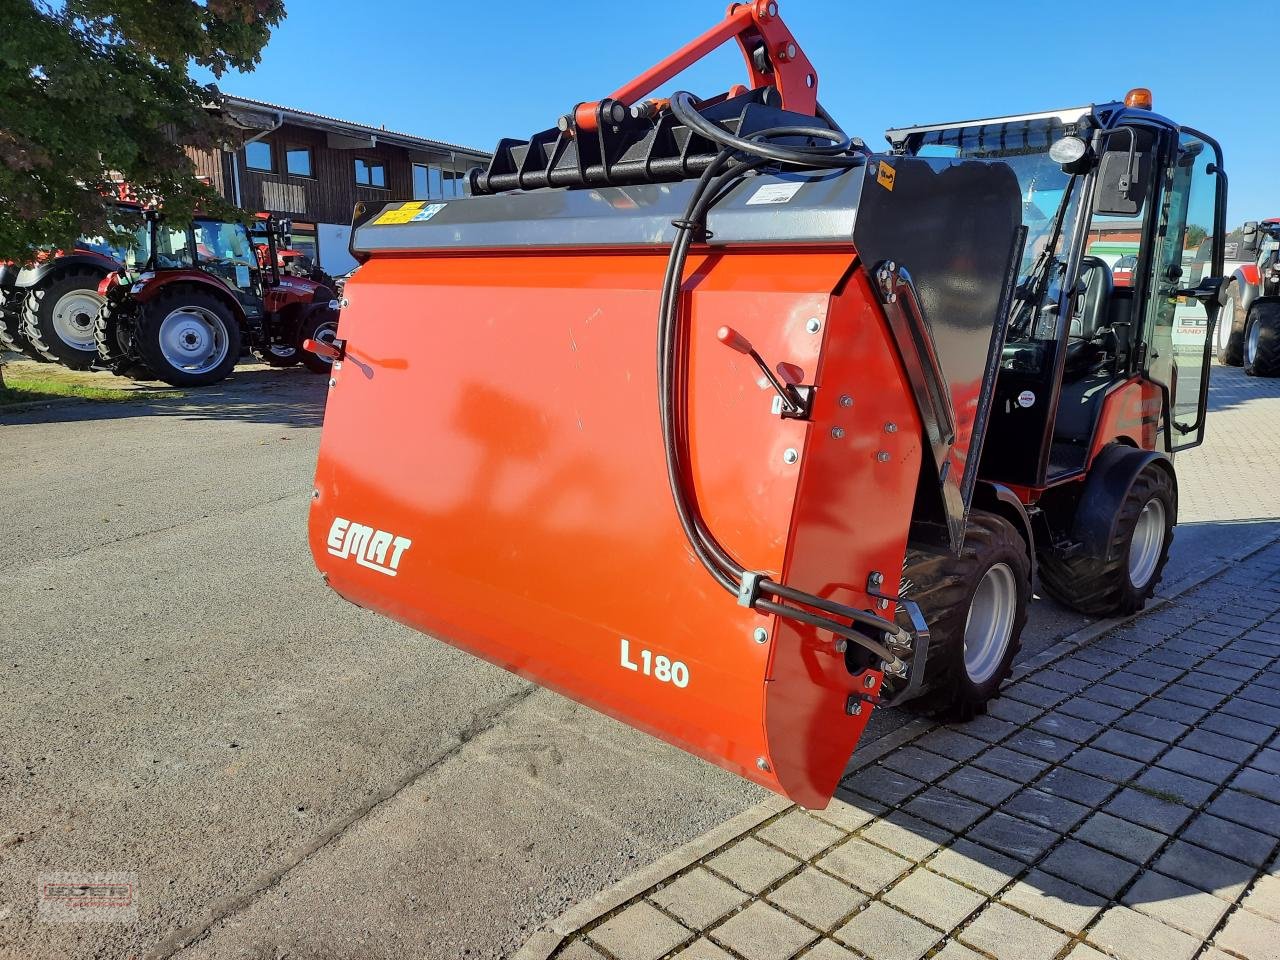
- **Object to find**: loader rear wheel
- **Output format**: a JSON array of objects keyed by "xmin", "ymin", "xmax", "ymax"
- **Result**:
[
  {"xmin": 298, "ymin": 304, "xmax": 340, "ymax": 374},
  {"xmin": 1244, "ymin": 301, "xmax": 1280, "ymax": 377},
  {"xmin": 896, "ymin": 510, "xmax": 1030, "ymax": 720},
  {"xmin": 134, "ymin": 288, "xmax": 240, "ymax": 387},
  {"xmin": 0, "ymin": 304, "xmax": 49, "ymax": 361},
  {"xmin": 1039, "ymin": 463, "xmax": 1175, "ymax": 617},
  {"xmin": 21, "ymin": 267, "xmax": 107, "ymax": 369},
  {"xmin": 1217, "ymin": 282, "xmax": 1245, "ymax": 366}
]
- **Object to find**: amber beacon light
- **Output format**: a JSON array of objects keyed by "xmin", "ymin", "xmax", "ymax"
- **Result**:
[{"xmin": 1124, "ymin": 87, "xmax": 1154, "ymax": 110}]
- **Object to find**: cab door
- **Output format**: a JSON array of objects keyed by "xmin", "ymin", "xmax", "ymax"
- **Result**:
[{"xmin": 1141, "ymin": 129, "xmax": 1226, "ymax": 451}]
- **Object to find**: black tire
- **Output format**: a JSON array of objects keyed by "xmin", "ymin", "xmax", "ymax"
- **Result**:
[
  {"xmin": 894, "ymin": 511, "xmax": 1031, "ymax": 721},
  {"xmin": 1039, "ymin": 463, "xmax": 1175, "ymax": 616},
  {"xmin": 21, "ymin": 266, "xmax": 108, "ymax": 369},
  {"xmin": 93, "ymin": 298, "xmax": 153, "ymax": 379},
  {"xmin": 1217, "ymin": 280, "xmax": 1245, "ymax": 366},
  {"xmin": 134, "ymin": 287, "xmax": 241, "ymax": 387},
  {"xmin": 252, "ymin": 344, "xmax": 302, "ymax": 367},
  {"xmin": 298, "ymin": 304, "xmax": 340, "ymax": 375},
  {"xmin": 0, "ymin": 301, "xmax": 49, "ymax": 361},
  {"xmin": 1243, "ymin": 301, "xmax": 1280, "ymax": 378}
]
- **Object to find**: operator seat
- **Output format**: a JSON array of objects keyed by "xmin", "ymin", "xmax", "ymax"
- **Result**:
[{"xmin": 1063, "ymin": 256, "xmax": 1113, "ymax": 380}]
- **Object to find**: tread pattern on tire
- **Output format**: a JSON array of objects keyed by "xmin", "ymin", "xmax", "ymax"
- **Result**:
[
  {"xmin": 1039, "ymin": 465, "xmax": 1174, "ymax": 617},
  {"xmin": 0, "ymin": 302, "xmax": 48, "ymax": 361},
  {"xmin": 94, "ymin": 298, "xmax": 151, "ymax": 378},
  {"xmin": 1218, "ymin": 281, "xmax": 1244, "ymax": 366},
  {"xmin": 896, "ymin": 510, "xmax": 1030, "ymax": 721},
  {"xmin": 21, "ymin": 266, "xmax": 108, "ymax": 368},
  {"xmin": 1245, "ymin": 301, "xmax": 1280, "ymax": 378}
]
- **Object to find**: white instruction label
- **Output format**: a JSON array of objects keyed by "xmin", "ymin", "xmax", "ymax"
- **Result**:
[{"xmin": 746, "ymin": 182, "xmax": 803, "ymax": 206}]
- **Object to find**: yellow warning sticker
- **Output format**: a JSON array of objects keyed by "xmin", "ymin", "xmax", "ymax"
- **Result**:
[
  {"xmin": 373, "ymin": 201, "xmax": 427, "ymax": 225},
  {"xmin": 876, "ymin": 161, "xmax": 896, "ymax": 191}
]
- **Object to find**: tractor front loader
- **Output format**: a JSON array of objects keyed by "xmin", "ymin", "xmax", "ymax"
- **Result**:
[{"xmin": 308, "ymin": 5, "xmax": 1226, "ymax": 807}]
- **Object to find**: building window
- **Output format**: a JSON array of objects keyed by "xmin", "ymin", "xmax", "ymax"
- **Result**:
[
  {"xmin": 286, "ymin": 145, "xmax": 313, "ymax": 177},
  {"xmin": 413, "ymin": 162, "xmax": 470, "ymax": 200},
  {"xmin": 355, "ymin": 158, "xmax": 387, "ymax": 188},
  {"xmin": 245, "ymin": 140, "xmax": 273, "ymax": 172}
]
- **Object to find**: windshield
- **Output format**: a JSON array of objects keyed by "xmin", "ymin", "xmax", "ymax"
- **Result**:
[{"xmin": 80, "ymin": 218, "xmax": 152, "ymax": 271}]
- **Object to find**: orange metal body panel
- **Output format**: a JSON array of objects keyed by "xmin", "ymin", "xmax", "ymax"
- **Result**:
[
  {"xmin": 1088, "ymin": 376, "xmax": 1162, "ymax": 464},
  {"xmin": 309, "ymin": 249, "xmax": 920, "ymax": 807}
]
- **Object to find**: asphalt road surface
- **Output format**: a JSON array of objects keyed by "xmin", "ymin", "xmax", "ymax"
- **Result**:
[{"xmin": 1, "ymin": 361, "xmax": 1277, "ymax": 960}]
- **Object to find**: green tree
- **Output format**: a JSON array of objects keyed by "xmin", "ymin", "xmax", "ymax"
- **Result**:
[{"xmin": 0, "ymin": 0, "xmax": 285, "ymax": 383}]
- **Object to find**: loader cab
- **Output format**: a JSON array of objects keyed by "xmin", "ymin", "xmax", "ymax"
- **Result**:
[{"xmin": 889, "ymin": 100, "xmax": 1226, "ymax": 490}]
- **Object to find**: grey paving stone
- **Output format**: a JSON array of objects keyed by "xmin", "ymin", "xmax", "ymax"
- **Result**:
[
  {"xmin": 973, "ymin": 745, "xmax": 1051, "ymax": 783},
  {"xmin": 1253, "ymin": 748, "xmax": 1280, "ymax": 775},
  {"xmin": 1137, "ymin": 697, "xmax": 1208, "ymax": 725},
  {"xmin": 815, "ymin": 838, "xmax": 912, "ymax": 895},
  {"xmin": 1000, "ymin": 869, "xmax": 1105, "ymax": 934},
  {"xmin": 968, "ymin": 812, "xmax": 1059, "ymax": 863},
  {"xmin": 706, "ymin": 837, "xmax": 800, "ymax": 894},
  {"xmin": 848, "ymin": 767, "xmax": 926, "ymax": 807},
  {"xmin": 791, "ymin": 941, "xmax": 860, "ymax": 960},
  {"xmin": 1151, "ymin": 840, "xmax": 1253, "ymax": 901},
  {"xmin": 1103, "ymin": 788, "xmax": 1194, "ymax": 835},
  {"xmin": 559, "ymin": 941, "xmax": 609, "ymax": 960},
  {"xmin": 1073, "ymin": 811, "xmax": 1167, "ymax": 864},
  {"xmin": 833, "ymin": 902, "xmax": 941, "ymax": 960},
  {"xmin": 1181, "ymin": 729, "xmax": 1255, "ymax": 762},
  {"xmin": 1035, "ymin": 671, "xmax": 1090, "ymax": 694},
  {"xmin": 1203, "ymin": 711, "xmax": 1275, "ymax": 744},
  {"xmin": 1115, "ymin": 711, "xmax": 1188, "ymax": 743},
  {"xmin": 930, "ymin": 943, "xmax": 986, "ymax": 960},
  {"xmin": 957, "ymin": 902, "xmax": 1069, "ymax": 960},
  {"xmin": 589, "ymin": 901, "xmax": 692, "ymax": 960},
  {"xmin": 815, "ymin": 797, "xmax": 883, "ymax": 833},
  {"xmin": 883, "ymin": 867, "xmax": 985, "ymax": 932},
  {"xmin": 1181, "ymin": 812, "xmax": 1277, "ymax": 868},
  {"xmin": 1001, "ymin": 788, "xmax": 1090, "ymax": 832},
  {"xmin": 1155, "ymin": 744, "xmax": 1240, "ymax": 784},
  {"xmin": 1064, "ymin": 746, "xmax": 1145, "ymax": 782},
  {"xmin": 914, "ymin": 729, "xmax": 987, "ymax": 763},
  {"xmin": 1147, "ymin": 648, "xmax": 1199, "ymax": 670},
  {"xmin": 1125, "ymin": 660, "xmax": 1184, "ymax": 683},
  {"xmin": 1057, "ymin": 696, "xmax": 1125, "ymax": 724},
  {"xmin": 1199, "ymin": 672, "xmax": 1246, "ymax": 695},
  {"xmin": 880, "ymin": 746, "xmax": 958, "ymax": 784},
  {"xmin": 710, "ymin": 901, "xmax": 816, "ymax": 960},
  {"xmin": 1232, "ymin": 766, "xmax": 1280, "ymax": 803},
  {"xmin": 902, "ymin": 788, "xmax": 987, "ymax": 833},
  {"xmin": 1108, "ymin": 670, "xmax": 1166, "ymax": 696},
  {"xmin": 861, "ymin": 811, "xmax": 952, "ymax": 863},
  {"xmin": 1035, "ymin": 767, "xmax": 1115, "ymax": 807},
  {"xmin": 1123, "ymin": 869, "xmax": 1231, "ymax": 937},
  {"xmin": 1092, "ymin": 729, "xmax": 1166, "ymax": 763},
  {"xmin": 1241, "ymin": 872, "xmax": 1280, "ymax": 923},
  {"xmin": 1226, "ymin": 699, "xmax": 1280, "ymax": 727},
  {"xmin": 939, "ymin": 767, "xmax": 1020, "ymax": 807},
  {"xmin": 1039, "ymin": 839, "xmax": 1140, "ymax": 898},
  {"xmin": 952, "ymin": 714, "xmax": 1018, "ymax": 744},
  {"xmin": 1209, "ymin": 789, "xmax": 1280, "ymax": 837},
  {"xmin": 1086, "ymin": 905, "xmax": 1200, "ymax": 960},
  {"xmin": 987, "ymin": 696, "xmax": 1043, "ymax": 725},
  {"xmin": 1055, "ymin": 658, "xmax": 1111, "ymax": 682},
  {"xmin": 927, "ymin": 838, "xmax": 1022, "ymax": 895},
  {"xmin": 757, "ymin": 810, "xmax": 848, "ymax": 861},
  {"xmin": 1004, "ymin": 681, "xmax": 1068, "ymax": 708},
  {"xmin": 1084, "ymin": 684, "xmax": 1146, "ymax": 710},
  {"xmin": 767, "ymin": 867, "xmax": 867, "ymax": 932},
  {"xmin": 671, "ymin": 939, "xmax": 734, "ymax": 960},
  {"xmin": 1216, "ymin": 906, "xmax": 1280, "ymax": 960},
  {"xmin": 1134, "ymin": 765, "xmax": 1218, "ymax": 807},
  {"xmin": 1165, "ymin": 684, "xmax": 1224, "ymax": 709},
  {"xmin": 651, "ymin": 868, "xmax": 751, "ymax": 929},
  {"xmin": 1004, "ymin": 729, "xmax": 1076, "ymax": 763},
  {"xmin": 1062, "ymin": 945, "xmax": 1111, "ymax": 960},
  {"xmin": 1032, "ymin": 712, "xmax": 1101, "ymax": 744}
]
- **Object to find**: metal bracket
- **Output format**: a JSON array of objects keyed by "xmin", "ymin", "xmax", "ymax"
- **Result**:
[
  {"xmin": 864, "ymin": 573, "xmax": 933, "ymax": 708},
  {"xmin": 737, "ymin": 570, "xmax": 766, "ymax": 608}
]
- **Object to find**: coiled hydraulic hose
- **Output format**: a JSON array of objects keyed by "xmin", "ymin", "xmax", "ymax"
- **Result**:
[{"xmin": 656, "ymin": 96, "xmax": 908, "ymax": 666}]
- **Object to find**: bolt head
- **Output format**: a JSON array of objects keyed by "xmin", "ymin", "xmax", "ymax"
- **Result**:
[
  {"xmin": 847, "ymin": 700, "xmax": 863, "ymax": 716},
  {"xmin": 805, "ymin": 317, "xmax": 821, "ymax": 334},
  {"xmin": 753, "ymin": 627, "xmax": 769, "ymax": 644},
  {"xmin": 870, "ymin": 572, "xmax": 884, "ymax": 586},
  {"xmin": 756, "ymin": 757, "xmax": 771, "ymax": 772},
  {"xmin": 311, "ymin": 489, "xmax": 320, "ymax": 500},
  {"xmin": 884, "ymin": 422, "xmax": 898, "ymax": 433},
  {"xmin": 864, "ymin": 675, "xmax": 876, "ymax": 688},
  {"xmin": 831, "ymin": 426, "xmax": 845, "ymax": 439},
  {"xmin": 783, "ymin": 447, "xmax": 799, "ymax": 464},
  {"xmin": 834, "ymin": 639, "xmax": 848, "ymax": 653},
  {"xmin": 327, "ymin": 378, "xmax": 337, "ymax": 388},
  {"xmin": 839, "ymin": 394, "xmax": 853, "ymax": 408},
  {"xmin": 876, "ymin": 450, "xmax": 890, "ymax": 463},
  {"xmin": 878, "ymin": 598, "xmax": 890, "ymax": 610}
]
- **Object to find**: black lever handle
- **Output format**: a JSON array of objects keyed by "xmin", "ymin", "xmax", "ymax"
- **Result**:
[{"xmin": 716, "ymin": 326, "xmax": 807, "ymax": 416}]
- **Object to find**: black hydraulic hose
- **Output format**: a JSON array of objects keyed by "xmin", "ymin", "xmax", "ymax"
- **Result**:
[
  {"xmin": 669, "ymin": 92, "xmax": 866, "ymax": 168},
  {"xmin": 653, "ymin": 117, "xmax": 904, "ymax": 664}
]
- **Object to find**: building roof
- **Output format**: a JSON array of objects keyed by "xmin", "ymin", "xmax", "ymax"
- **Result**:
[{"xmin": 218, "ymin": 94, "xmax": 491, "ymax": 161}]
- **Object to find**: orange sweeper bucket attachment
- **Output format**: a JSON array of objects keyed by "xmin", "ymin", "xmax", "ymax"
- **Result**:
[{"xmin": 308, "ymin": 2, "xmax": 1025, "ymax": 807}]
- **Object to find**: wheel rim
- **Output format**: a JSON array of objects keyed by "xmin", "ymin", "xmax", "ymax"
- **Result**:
[
  {"xmin": 51, "ymin": 290, "xmax": 105, "ymax": 350},
  {"xmin": 268, "ymin": 344, "xmax": 297, "ymax": 359},
  {"xmin": 310, "ymin": 322, "xmax": 339, "ymax": 366},
  {"xmin": 963, "ymin": 562, "xmax": 1018, "ymax": 685},
  {"xmin": 157, "ymin": 307, "xmax": 230, "ymax": 375},
  {"xmin": 1219, "ymin": 297, "xmax": 1235, "ymax": 350},
  {"xmin": 1247, "ymin": 320, "xmax": 1261, "ymax": 365},
  {"xmin": 1129, "ymin": 497, "xmax": 1167, "ymax": 588}
]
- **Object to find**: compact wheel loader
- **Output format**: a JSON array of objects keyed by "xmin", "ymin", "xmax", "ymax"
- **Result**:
[{"xmin": 308, "ymin": 4, "xmax": 1226, "ymax": 807}]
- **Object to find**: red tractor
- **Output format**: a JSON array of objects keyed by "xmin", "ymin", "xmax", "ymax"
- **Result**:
[
  {"xmin": 1217, "ymin": 218, "xmax": 1280, "ymax": 375},
  {"xmin": 0, "ymin": 203, "xmax": 150, "ymax": 368},
  {"xmin": 96, "ymin": 213, "xmax": 339, "ymax": 386}
]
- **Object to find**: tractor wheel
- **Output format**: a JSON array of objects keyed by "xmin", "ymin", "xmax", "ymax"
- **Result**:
[
  {"xmin": 94, "ymin": 299, "xmax": 152, "ymax": 380},
  {"xmin": 252, "ymin": 343, "xmax": 301, "ymax": 367},
  {"xmin": 134, "ymin": 287, "xmax": 240, "ymax": 388},
  {"xmin": 298, "ymin": 304, "xmax": 340, "ymax": 375},
  {"xmin": 895, "ymin": 510, "xmax": 1030, "ymax": 721},
  {"xmin": 1039, "ymin": 463, "xmax": 1175, "ymax": 617},
  {"xmin": 1217, "ymin": 281, "xmax": 1245, "ymax": 366},
  {"xmin": 21, "ymin": 267, "xmax": 107, "ymax": 369},
  {"xmin": 1243, "ymin": 301, "xmax": 1280, "ymax": 378},
  {"xmin": 0, "ymin": 303, "xmax": 49, "ymax": 361}
]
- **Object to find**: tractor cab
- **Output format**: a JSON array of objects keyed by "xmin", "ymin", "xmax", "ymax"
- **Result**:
[{"xmin": 889, "ymin": 92, "xmax": 1226, "ymax": 489}]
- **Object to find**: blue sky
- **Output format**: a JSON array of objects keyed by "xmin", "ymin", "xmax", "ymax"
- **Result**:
[{"xmin": 210, "ymin": 0, "xmax": 1277, "ymax": 226}]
